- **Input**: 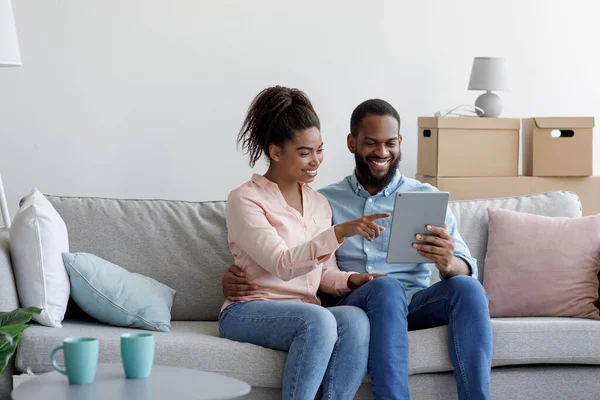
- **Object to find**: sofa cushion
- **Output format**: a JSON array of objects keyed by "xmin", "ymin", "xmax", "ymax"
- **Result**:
[
  {"xmin": 63, "ymin": 252, "xmax": 177, "ymax": 331},
  {"xmin": 491, "ymin": 317, "xmax": 600, "ymax": 365},
  {"xmin": 446, "ymin": 191, "xmax": 582, "ymax": 284},
  {"xmin": 409, "ymin": 317, "xmax": 600, "ymax": 373},
  {"xmin": 16, "ymin": 320, "xmax": 287, "ymax": 388},
  {"xmin": 45, "ymin": 191, "xmax": 582, "ymax": 321},
  {"xmin": 10, "ymin": 189, "xmax": 70, "ymax": 327},
  {"xmin": 484, "ymin": 209, "xmax": 600, "ymax": 319},
  {"xmin": 15, "ymin": 317, "xmax": 600, "ymax": 388},
  {"xmin": 46, "ymin": 196, "xmax": 232, "ymax": 321}
]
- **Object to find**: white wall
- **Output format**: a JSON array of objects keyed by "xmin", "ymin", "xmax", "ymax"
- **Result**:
[{"xmin": 1, "ymin": 0, "xmax": 599, "ymax": 218}]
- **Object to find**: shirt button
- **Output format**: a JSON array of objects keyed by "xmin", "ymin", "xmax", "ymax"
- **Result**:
[
  {"xmin": 367, "ymin": 265, "xmax": 373, "ymax": 271},
  {"xmin": 367, "ymin": 198, "xmax": 372, "ymax": 203},
  {"xmin": 365, "ymin": 247, "xmax": 370, "ymax": 252}
]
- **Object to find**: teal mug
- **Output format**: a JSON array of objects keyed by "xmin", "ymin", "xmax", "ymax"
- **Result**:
[
  {"xmin": 51, "ymin": 337, "xmax": 99, "ymax": 384},
  {"xmin": 121, "ymin": 333, "xmax": 154, "ymax": 379}
]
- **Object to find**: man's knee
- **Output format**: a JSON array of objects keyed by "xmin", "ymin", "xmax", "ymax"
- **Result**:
[
  {"xmin": 364, "ymin": 276, "xmax": 408, "ymax": 307},
  {"xmin": 448, "ymin": 275, "xmax": 489, "ymax": 310}
]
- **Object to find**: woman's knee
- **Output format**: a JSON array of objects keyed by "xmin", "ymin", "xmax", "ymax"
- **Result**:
[
  {"xmin": 331, "ymin": 306, "xmax": 370, "ymax": 347},
  {"xmin": 301, "ymin": 306, "xmax": 338, "ymax": 349}
]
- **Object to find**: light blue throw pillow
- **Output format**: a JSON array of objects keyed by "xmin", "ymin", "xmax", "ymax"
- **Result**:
[{"xmin": 62, "ymin": 252, "xmax": 176, "ymax": 332}]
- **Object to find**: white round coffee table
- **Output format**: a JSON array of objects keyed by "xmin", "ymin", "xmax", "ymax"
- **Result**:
[{"xmin": 11, "ymin": 363, "xmax": 251, "ymax": 399}]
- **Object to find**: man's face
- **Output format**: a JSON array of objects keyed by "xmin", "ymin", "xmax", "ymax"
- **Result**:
[{"xmin": 348, "ymin": 114, "xmax": 402, "ymax": 190}]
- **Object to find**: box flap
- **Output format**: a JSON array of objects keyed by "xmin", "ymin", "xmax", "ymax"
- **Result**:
[
  {"xmin": 533, "ymin": 117, "xmax": 595, "ymax": 129},
  {"xmin": 418, "ymin": 117, "xmax": 520, "ymax": 130},
  {"xmin": 417, "ymin": 117, "xmax": 439, "ymax": 128}
]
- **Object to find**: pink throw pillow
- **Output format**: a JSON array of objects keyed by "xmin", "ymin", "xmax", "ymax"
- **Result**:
[{"xmin": 483, "ymin": 208, "xmax": 600, "ymax": 320}]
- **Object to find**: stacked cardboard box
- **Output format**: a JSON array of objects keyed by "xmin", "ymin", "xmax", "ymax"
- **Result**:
[{"xmin": 415, "ymin": 117, "xmax": 598, "ymax": 215}]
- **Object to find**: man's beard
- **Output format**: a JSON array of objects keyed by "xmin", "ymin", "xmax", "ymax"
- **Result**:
[{"xmin": 355, "ymin": 151, "xmax": 401, "ymax": 190}]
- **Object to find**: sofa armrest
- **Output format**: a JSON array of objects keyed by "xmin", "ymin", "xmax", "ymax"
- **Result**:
[
  {"xmin": 0, "ymin": 228, "xmax": 18, "ymax": 400},
  {"xmin": 0, "ymin": 357, "xmax": 13, "ymax": 400},
  {"xmin": 0, "ymin": 228, "xmax": 19, "ymax": 312}
]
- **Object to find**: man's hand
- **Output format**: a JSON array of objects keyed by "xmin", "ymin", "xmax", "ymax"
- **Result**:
[
  {"xmin": 347, "ymin": 273, "xmax": 387, "ymax": 290},
  {"xmin": 412, "ymin": 223, "xmax": 455, "ymax": 274},
  {"xmin": 412, "ymin": 223, "xmax": 470, "ymax": 277},
  {"xmin": 222, "ymin": 265, "xmax": 259, "ymax": 301}
]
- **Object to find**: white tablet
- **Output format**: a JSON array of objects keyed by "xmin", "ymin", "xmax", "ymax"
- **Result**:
[{"xmin": 386, "ymin": 191, "xmax": 449, "ymax": 264}]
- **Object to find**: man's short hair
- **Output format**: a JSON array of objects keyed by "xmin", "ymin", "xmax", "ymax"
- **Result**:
[{"xmin": 350, "ymin": 99, "xmax": 401, "ymax": 137}]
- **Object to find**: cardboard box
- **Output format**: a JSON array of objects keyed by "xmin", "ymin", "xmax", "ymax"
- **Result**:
[
  {"xmin": 522, "ymin": 117, "xmax": 595, "ymax": 177},
  {"xmin": 417, "ymin": 117, "xmax": 520, "ymax": 177},
  {"xmin": 415, "ymin": 174, "xmax": 600, "ymax": 216}
]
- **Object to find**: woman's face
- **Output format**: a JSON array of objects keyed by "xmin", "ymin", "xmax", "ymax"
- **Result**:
[{"xmin": 272, "ymin": 127, "xmax": 324, "ymax": 184}]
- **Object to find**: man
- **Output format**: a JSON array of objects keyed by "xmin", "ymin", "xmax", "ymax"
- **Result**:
[{"xmin": 222, "ymin": 99, "xmax": 492, "ymax": 400}]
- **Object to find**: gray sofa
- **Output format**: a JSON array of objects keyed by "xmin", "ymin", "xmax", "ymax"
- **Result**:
[{"xmin": 1, "ymin": 190, "xmax": 600, "ymax": 399}]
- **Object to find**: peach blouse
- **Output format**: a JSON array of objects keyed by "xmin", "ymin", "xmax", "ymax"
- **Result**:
[{"xmin": 221, "ymin": 174, "xmax": 355, "ymax": 313}]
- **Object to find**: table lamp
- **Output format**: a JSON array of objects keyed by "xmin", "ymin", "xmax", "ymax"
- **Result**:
[
  {"xmin": 468, "ymin": 57, "xmax": 508, "ymax": 118},
  {"xmin": 0, "ymin": 0, "xmax": 22, "ymax": 229}
]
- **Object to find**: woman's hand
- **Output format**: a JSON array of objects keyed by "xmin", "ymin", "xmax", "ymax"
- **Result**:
[
  {"xmin": 334, "ymin": 213, "xmax": 390, "ymax": 243},
  {"xmin": 347, "ymin": 273, "xmax": 387, "ymax": 290}
]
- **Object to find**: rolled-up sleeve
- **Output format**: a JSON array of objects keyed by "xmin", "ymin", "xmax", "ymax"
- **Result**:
[
  {"xmin": 440, "ymin": 206, "xmax": 478, "ymax": 280},
  {"xmin": 227, "ymin": 191, "xmax": 341, "ymax": 282},
  {"xmin": 319, "ymin": 252, "xmax": 357, "ymax": 296}
]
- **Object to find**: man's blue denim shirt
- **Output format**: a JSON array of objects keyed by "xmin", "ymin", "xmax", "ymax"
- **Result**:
[{"xmin": 318, "ymin": 170, "xmax": 477, "ymax": 303}]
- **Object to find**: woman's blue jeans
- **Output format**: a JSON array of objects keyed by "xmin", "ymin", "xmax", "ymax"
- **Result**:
[{"xmin": 219, "ymin": 301, "xmax": 370, "ymax": 400}]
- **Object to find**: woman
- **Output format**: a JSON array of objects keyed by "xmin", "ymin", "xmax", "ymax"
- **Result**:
[{"xmin": 219, "ymin": 86, "xmax": 389, "ymax": 400}]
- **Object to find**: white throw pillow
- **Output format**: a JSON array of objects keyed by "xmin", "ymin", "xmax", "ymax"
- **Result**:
[{"xmin": 9, "ymin": 188, "xmax": 70, "ymax": 327}]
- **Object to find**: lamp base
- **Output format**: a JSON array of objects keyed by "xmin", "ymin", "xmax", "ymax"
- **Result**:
[
  {"xmin": 0, "ymin": 173, "xmax": 10, "ymax": 229},
  {"xmin": 474, "ymin": 91, "xmax": 503, "ymax": 118}
]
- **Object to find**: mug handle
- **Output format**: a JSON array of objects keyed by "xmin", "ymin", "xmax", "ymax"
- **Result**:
[{"xmin": 50, "ymin": 346, "xmax": 67, "ymax": 375}]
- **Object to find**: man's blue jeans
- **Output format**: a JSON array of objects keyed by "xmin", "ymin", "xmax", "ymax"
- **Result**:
[
  {"xmin": 339, "ymin": 275, "xmax": 493, "ymax": 400},
  {"xmin": 219, "ymin": 301, "xmax": 370, "ymax": 400}
]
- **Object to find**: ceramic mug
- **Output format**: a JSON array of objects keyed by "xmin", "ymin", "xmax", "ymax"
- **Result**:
[
  {"xmin": 120, "ymin": 333, "xmax": 154, "ymax": 379},
  {"xmin": 50, "ymin": 337, "xmax": 99, "ymax": 384}
]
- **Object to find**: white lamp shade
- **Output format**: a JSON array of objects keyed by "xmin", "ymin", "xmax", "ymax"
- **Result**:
[
  {"xmin": 468, "ymin": 57, "xmax": 508, "ymax": 91},
  {"xmin": 0, "ymin": 0, "xmax": 21, "ymax": 66}
]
